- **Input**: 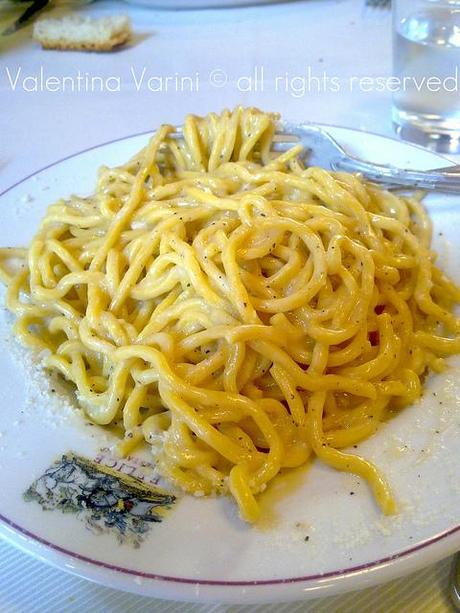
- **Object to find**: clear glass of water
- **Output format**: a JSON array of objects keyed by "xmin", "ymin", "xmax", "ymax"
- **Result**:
[{"xmin": 393, "ymin": 0, "xmax": 460, "ymax": 153}]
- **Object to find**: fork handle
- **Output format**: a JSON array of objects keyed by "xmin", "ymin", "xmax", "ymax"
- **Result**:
[{"xmin": 335, "ymin": 157, "xmax": 460, "ymax": 194}]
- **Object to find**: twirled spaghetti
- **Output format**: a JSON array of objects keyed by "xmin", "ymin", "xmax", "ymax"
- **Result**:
[{"xmin": 2, "ymin": 107, "xmax": 460, "ymax": 522}]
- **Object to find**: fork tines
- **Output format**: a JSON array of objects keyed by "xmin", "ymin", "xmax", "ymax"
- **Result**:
[{"xmin": 365, "ymin": 0, "xmax": 391, "ymax": 7}]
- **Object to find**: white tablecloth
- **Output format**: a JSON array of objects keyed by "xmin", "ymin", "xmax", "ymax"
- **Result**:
[
  {"xmin": 1, "ymin": 0, "xmax": 397, "ymax": 191},
  {"xmin": 0, "ymin": 0, "xmax": 458, "ymax": 609}
]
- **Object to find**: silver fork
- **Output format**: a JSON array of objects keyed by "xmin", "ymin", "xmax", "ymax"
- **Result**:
[
  {"xmin": 365, "ymin": 0, "xmax": 391, "ymax": 7},
  {"xmin": 452, "ymin": 553, "xmax": 460, "ymax": 610},
  {"xmin": 273, "ymin": 122, "xmax": 460, "ymax": 194}
]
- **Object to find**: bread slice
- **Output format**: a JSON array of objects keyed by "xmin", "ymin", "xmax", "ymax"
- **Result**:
[{"xmin": 33, "ymin": 15, "xmax": 132, "ymax": 52}]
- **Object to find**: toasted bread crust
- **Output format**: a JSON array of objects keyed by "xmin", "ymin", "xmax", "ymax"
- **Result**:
[
  {"xmin": 37, "ymin": 32, "xmax": 130, "ymax": 52},
  {"xmin": 33, "ymin": 16, "xmax": 131, "ymax": 52}
]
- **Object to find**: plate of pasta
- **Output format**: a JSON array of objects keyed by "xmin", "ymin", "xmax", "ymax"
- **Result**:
[{"xmin": 0, "ymin": 108, "xmax": 459, "ymax": 603}]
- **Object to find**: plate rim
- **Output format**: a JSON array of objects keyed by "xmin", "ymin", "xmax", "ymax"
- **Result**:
[
  {"xmin": 1, "ymin": 125, "xmax": 459, "ymax": 602},
  {"xmin": 1, "ymin": 509, "xmax": 460, "ymax": 586}
]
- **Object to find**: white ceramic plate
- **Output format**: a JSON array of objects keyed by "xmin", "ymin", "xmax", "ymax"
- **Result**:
[
  {"xmin": 121, "ymin": 0, "xmax": 283, "ymax": 9},
  {"xmin": 0, "ymin": 127, "xmax": 459, "ymax": 604}
]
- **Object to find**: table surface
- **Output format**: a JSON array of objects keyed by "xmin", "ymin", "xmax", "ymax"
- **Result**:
[{"xmin": 0, "ymin": 0, "xmax": 458, "ymax": 610}]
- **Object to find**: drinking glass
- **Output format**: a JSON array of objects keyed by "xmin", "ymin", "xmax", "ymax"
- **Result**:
[{"xmin": 392, "ymin": 0, "xmax": 460, "ymax": 153}]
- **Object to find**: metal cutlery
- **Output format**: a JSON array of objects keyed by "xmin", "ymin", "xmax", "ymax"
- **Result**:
[
  {"xmin": 168, "ymin": 122, "xmax": 460, "ymax": 193},
  {"xmin": 365, "ymin": 0, "xmax": 391, "ymax": 8},
  {"xmin": 274, "ymin": 123, "xmax": 460, "ymax": 194},
  {"xmin": 452, "ymin": 553, "xmax": 460, "ymax": 610}
]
